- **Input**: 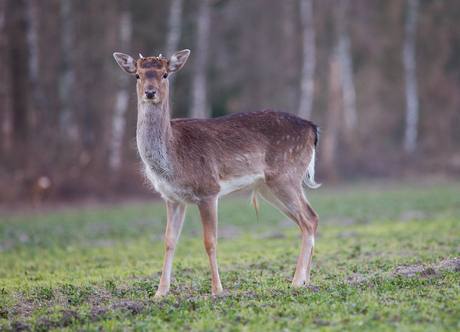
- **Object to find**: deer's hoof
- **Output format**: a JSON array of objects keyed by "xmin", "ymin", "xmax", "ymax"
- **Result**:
[
  {"xmin": 154, "ymin": 289, "xmax": 169, "ymax": 298},
  {"xmin": 291, "ymin": 278, "xmax": 310, "ymax": 288}
]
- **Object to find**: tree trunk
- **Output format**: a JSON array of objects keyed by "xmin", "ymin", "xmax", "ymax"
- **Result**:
[
  {"xmin": 403, "ymin": 0, "xmax": 420, "ymax": 153},
  {"xmin": 165, "ymin": 0, "xmax": 184, "ymax": 101},
  {"xmin": 298, "ymin": 0, "xmax": 316, "ymax": 120},
  {"xmin": 190, "ymin": 0, "xmax": 211, "ymax": 119},
  {"xmin": 59, "ymin": 0, "xmax": 78, "ymax": 146},
  {"xmin": 322, "ymin": 50, "xmax": 341, "ymax": 182},
  {"xmin": 282, "ymin": 0, "xmax": 297, "ymax": 114},
  {"xmin": 24, "ymin": 0, "xmax": 54, "ymax": 172},
  {"xmin": 0, "ymin": 0, "xmax": 12, "ymax": 153},
  {"xmin": 109, "ymin": 5, "xmax": 132, "ymax": 173},
  {"xmin": 337, "ymin": 0, "xmax": 357, "ymax": 132},
  {"xmin": 24, "ymin": 0, "xmax": 47, "ymax": 122}
]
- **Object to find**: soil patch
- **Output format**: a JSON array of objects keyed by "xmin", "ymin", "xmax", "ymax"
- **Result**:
[{"xmin": 393, "ymin": 258, "xmax": 459, "ymax": 279}]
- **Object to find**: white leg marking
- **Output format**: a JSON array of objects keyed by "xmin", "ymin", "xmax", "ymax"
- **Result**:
[{"xmin": 307, "ymin": 235, "xmax": 315, "ymax": 247}]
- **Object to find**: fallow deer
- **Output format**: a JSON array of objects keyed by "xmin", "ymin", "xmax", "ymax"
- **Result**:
[{"xmin": 113, "ymin": 50, "xmax": 320, "ymax": 297}]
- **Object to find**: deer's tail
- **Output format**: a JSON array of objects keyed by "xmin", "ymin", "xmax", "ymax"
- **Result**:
[{"xmin": 303, "ymin": 125, "xmax": 321, "ymax": 189}]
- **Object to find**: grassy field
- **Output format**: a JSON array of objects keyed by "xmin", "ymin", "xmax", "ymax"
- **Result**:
[{"xmin": 0, "ymin": 181, "xmax": 459, "ymax": 331}]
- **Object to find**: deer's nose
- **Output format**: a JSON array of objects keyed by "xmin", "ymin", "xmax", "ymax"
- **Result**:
[{"xmin": 145, "ymin": 89, "xmax": 157, "ymax": 99}]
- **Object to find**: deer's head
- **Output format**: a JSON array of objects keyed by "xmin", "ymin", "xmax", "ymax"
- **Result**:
[{"xmin": 113, "ymin": 50, "xmax": 190, "ymax": 104}]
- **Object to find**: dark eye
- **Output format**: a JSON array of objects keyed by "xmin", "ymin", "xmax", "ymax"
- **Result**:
[
  {"xmin": 163, "ymin": 72, "xmax": 168, "ymax": 79},
  {"xmin": 135, "ymin": 74, "xmax": 140, "ymax": 79}
]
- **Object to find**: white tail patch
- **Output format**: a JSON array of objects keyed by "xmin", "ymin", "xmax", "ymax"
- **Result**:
[{"xmin": 303, "ymin": 149, "xmax": 321, "ymax": 189}]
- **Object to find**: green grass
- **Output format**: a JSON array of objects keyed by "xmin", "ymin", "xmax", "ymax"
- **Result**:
[{"xmin": 0, "ymin": 181, "xmax": 459, "ymax": 331}]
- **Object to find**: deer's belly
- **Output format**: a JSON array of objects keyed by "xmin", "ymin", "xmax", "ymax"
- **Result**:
[
  {"xmin": 218, "ymin": 173, "xmax": 265, "ymax": 197},
  {"xmin": 145, "ymin": 166, "xmax": 265, "ymax": 203}
]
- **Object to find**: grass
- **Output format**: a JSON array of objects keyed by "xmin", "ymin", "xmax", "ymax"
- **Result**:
[{"xmin": 0, "ymin": 180, "xmax": 459, "ymax": 331}]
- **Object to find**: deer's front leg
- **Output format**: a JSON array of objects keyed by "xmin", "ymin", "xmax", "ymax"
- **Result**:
[
  {"xmin": 198, "ymin": 196, "xmax": 223, "ymax": 295},
  {"xmin": 155, "ymin": 201, "xmax": 186, "ymax": 298}
]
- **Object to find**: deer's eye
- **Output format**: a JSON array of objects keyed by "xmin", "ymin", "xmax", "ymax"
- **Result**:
[
  {"xmin": 135, "ymin": 74, "xmax": 140, "ymax": 79},
  {"xmin": 163, "ymin": 72, "xmax": 168, "ymax": 79}
]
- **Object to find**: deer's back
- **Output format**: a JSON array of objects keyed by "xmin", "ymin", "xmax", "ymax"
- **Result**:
[{"xmin": 171, "ymin": 109, "xmax": 318, "ymax": 151}]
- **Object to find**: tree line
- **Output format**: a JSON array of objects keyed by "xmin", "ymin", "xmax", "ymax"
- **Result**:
[{"xmin": 1, "ymin": 0, "xmax": 459, "ymax": 203}]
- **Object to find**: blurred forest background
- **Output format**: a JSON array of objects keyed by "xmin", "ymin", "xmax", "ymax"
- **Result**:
[{"xmin": 0, "ymin": 0, "xmax": 459, "ymax": 204}]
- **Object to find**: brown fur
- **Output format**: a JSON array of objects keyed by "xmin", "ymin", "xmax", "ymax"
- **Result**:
[{"xmin": 139, "ymin": 58, "xmax": 166, "ymax": 69}]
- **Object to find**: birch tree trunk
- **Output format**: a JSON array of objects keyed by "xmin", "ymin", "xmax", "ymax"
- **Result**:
[
  {"xmin": 109, "ymin": 6, "xmax": 132, "ymax": 173},
  {"xmin": 24, "ymin": 0, "xmax": 47, "ymax": 127},
  {"xmin": 337, "ymin": 0, "xmax": 357, "ymax": 131},
  {"xmin": 403, "ymin": 0, "xmax": 420, "ymax": 153},
  {"xmin": 282, "ymin": 0, "xmax": 297, "ymax": 114},
  {"xmin": 59, "ymin": 0, "xmax": 78, "ymax": 146},
  {"xmin": 298, "ymin": 0, "xmax": 316, "ymax": 120},
  {"xmin": 322, "ymin": 50, "xmax": 341, "ymax": 181},
  {"xmin": 190, "ymin": 0, "xmax": 211, "ymax": 119},
  {"xmin": 24, "ymin": 0, "xmax": 53, "ymax": 169},
  {"xmin": 165, "ymin": 0, "xmax": 184, "ymax": 99},
  {"xmin": 0, "ymin": 0, "xmax": 12, "ymax": 152}
]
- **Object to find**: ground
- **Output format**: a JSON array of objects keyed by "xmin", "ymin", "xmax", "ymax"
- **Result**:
[{"xmin": 0, "ymin": 180, "xmax": 459, "ymax": 331}]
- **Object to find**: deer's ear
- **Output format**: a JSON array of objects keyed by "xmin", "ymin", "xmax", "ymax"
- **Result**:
[
  {"xmin": 167, "ymin": 49, "xmax": 190, "ymax": 73},
  {"xmin": 113, "ymin": 52, "xmax": 137, "ymax": 74}
]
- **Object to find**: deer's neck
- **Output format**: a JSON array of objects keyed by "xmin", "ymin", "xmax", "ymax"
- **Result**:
[{"xmin": 136, "ymin": 99, "xmax": 174, "ymax": 177}]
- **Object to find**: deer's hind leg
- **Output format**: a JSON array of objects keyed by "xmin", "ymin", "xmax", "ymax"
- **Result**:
[{"xmin": 258, "ymin": 180, "xmax": 318, "ymax": 286}]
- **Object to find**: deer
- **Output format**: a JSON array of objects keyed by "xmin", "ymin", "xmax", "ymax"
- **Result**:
[{"xmin": 113, "ymin": 49, "xmax": 320, "ymax": 297}]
